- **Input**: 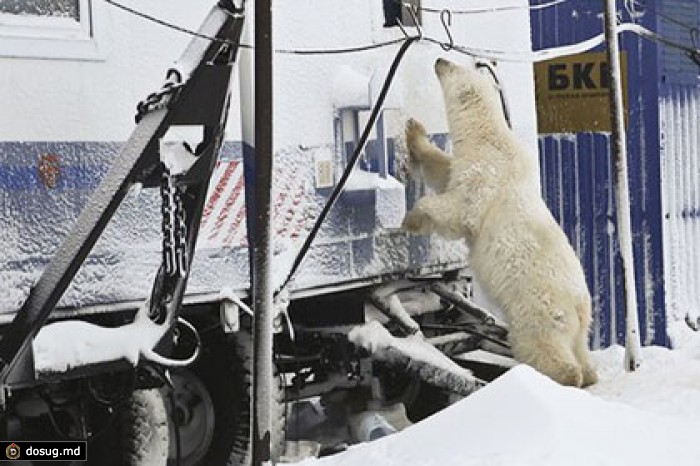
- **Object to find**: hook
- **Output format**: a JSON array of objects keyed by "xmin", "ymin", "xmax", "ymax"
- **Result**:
[
  {"xmin": 397, "ymin": 3, "xmax": 423, "ymax": 41},
  {"xmin": 440, "ymin": 9, "xmax": 453, "ymax": 51}
]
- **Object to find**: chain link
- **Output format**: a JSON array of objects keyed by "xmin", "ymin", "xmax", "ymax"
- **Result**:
[
  {"xmin": 174, "ymin": 186, "xmax": 189, "ymax": 277},
  {"xmin": 159, "ymin": 163, "xmax": 190, "ymax": 278},
  {"xmin": 160, "ymin": 165, "xmax": 178, "ymax": 277},
  {"xmin": 135, "ymin": 69, "xmax": 184, "ymax": 123}
]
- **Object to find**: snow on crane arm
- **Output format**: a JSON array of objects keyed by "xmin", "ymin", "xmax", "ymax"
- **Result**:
[{"xmin": 32, "ymin": 302, "xmax": 198, "ymax": 374}]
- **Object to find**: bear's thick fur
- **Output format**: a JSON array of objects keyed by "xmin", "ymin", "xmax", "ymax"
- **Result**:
[{"xmin": 403, "ymin": 58, "xmax": 597, "ymax": 387}]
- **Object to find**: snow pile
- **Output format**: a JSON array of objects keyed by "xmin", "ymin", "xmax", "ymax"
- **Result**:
[
  {"xmin": 294, "ymin": 339, "xmax": 700, "ymax": 466},
  {"xmin": 590, "ymin": 328, "xmax": 700, "ymax": 419}
]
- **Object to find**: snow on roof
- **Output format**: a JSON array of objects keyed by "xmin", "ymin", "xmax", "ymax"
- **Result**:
[{"xmin": 294, "ymin": 328, "xmax": 700, "ymax": 466}]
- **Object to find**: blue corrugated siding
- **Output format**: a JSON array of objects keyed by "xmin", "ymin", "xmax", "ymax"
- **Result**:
[{"xmin": 532, "ymin": 0, "xmax": 668, "ymax": 347}]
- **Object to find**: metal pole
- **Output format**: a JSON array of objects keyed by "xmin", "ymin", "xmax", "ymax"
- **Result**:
[
  {"xmin": 251, "ymin": 0, "xmax": 275, "ymax": 463},
  {"xmin": 603, "ymin": 0, "xmax": 641, "ymax": 371}
]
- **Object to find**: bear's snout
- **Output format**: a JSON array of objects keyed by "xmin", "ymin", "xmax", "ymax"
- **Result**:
[{"xmin": 434, "ymin": 58, "xmax": 454, "ymax": 76}]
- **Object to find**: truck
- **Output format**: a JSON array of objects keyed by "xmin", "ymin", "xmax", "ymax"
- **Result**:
[{"xmin": 0, "ymin": 1, "xmax": 537, "ymax": 464}]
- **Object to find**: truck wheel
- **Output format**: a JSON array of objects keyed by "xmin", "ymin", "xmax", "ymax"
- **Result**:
[
  {"xmin": 169, "ymin": 330, "xmax": 285, "ymax": 465},
  {"xmin": 119, "ymin": 388, "xmax": 170, "ymax": 465}
]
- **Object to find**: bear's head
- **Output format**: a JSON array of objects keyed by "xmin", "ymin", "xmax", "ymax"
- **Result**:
[{"xmin": 434, "ymin": 58, "xmax": 510, "ymax": 139}]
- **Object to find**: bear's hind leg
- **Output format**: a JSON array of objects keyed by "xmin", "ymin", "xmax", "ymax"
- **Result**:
[
  {"xmin": 510, "ymin": 331, "xmax": 584, "ymax": 387},
  {"xmin": 406, "ymin": 118, "xmax": 452, "ymax": 193},
  {"xmin": 574, "ymin": 330, "xmax": 598, "ymax": 387}
]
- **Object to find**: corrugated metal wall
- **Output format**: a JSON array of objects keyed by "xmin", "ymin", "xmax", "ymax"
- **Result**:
[
  {"xmin": 658, "ymin": 0, "xmax": 700, "ymax": 326},
  {"xmin": 531, "ymin": 0, "xmax": 668, "ymax": 347},
  {"xmin": 660, "ymin": 85, "xmax": 700, "ymax": 325}
]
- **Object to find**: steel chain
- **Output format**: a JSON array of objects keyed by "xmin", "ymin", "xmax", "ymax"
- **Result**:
[
  {"xmin": 174, "ymin": 186, "xmax": 189, "ymax": 277},
  {"xmin": 159, "ymin": 163, "xmax": 190, "ymax": 278},
  {"xmin": 160, "ymin": 165, "xmax": 178, "ymax": 277},
  {"xmin": 135, "ymin": 68, "xmax": 184, "ymax": 123}
]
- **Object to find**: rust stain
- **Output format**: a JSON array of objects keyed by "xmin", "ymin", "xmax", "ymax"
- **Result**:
[{"xmin": 38, "ymin": 153, "xmax": 61, "ymax": 189}]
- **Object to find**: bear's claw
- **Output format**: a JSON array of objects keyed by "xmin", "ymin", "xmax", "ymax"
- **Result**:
[
  {"xmin": 406, "ymin": 118, "xmax": 429, "ymax": 167},
  {"xmin": 406, "ymin": 118, "xmax": 428, "ymax": 144},
  {"xmin": 402, "ymin": 209, "xmax": 429, "ymax": 233}
]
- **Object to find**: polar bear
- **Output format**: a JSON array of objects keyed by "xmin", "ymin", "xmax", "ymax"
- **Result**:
[{"xmin": 403, "ymin": 58, "xmax": 597, "ymax": 387}]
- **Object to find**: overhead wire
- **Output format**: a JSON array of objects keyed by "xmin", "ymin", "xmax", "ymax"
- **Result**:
[
  {"xmin": 400, "ymin": 0, "xmax": 567, "ymax": 15},
  {"xmin": 102, "ymin": 0, "xmax": 699, "ymax": 64},
  {"xmin": 103, "ymin": 0, "xmax": 235, "ymax": 45},
  {"xmin": 274, "ymin": 37, "xmax": 408, "ymax": 55},
  {"xmin": 633, "ymin": 0, "xmax": 697, "ymax": 33},
  {"xmin": 628, "ymin": 0, "xmax": 700, "ymax": 64}
]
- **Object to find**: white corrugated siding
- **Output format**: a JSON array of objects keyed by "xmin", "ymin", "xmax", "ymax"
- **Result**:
[{"xmin": 660, "ymin": 84, "xmax": 700, "ymax": 325}]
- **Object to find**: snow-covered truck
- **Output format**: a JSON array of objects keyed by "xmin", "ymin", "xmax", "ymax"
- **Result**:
[{"xmin": 0, "ymin": 1, "xmax": 536, "ymax": 463}]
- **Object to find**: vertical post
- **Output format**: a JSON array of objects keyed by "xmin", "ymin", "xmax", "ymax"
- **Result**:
[
  {"xmin": 603, "ymin": 0, "xmax": 641, "ymax": 370},
  {"xmin": 251, "ymin": 0, "xmax": 274, "ymax": 464}
]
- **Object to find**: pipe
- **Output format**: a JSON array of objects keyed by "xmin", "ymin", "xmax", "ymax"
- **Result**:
[
  {"xmin": 603, "ymin": 0, "xmax": 641, "ymax": 371},
  {"xmin": 249, "ymin": 0, "xmax": 275, "ymax": 463}
]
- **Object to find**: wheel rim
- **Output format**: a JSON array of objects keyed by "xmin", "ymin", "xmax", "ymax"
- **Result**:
[{"xmin": 167, "ymin": 370, "xmax": 216, "ymax": 465}]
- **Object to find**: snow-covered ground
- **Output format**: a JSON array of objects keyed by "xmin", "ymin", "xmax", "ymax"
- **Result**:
[{"xmin": 293, "ymin": 323, "xmax": 700, "ymax": 466}]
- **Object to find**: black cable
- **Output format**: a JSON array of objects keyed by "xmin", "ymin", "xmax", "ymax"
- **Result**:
[
  {"xmin": 631, "ymin": 24, "xmax": 700, "ymax": 64},
  {"xmin": 103, "ymin": 0, "xmax": 413, "ymax": 55},
  {"xmin": 630, "ymin": 0, "xmax": 697, "ymax": 33},
  {"xmin": 275, "ymin": 37, "xmax": 408, "ymax": 55},
  {"xmin": 277, "ymin": 37, "xmax": 419, "ymax": 293},
  {"xmin": 475, "ymin": 61, "xmax": 512, "ymax": 128},
  {"xmin": 103, "ymin": 0, "xmax": 236, "ymax": 45},
  {"xmin": 394, "ymin": 0, "xmax": 566, "ymax": 15},
  {"xmin": 657, "ymin": 12, "xmax": 696, "ymax": 33}
]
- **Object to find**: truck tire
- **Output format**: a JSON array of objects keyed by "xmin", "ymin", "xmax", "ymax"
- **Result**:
[
  {"xmin": 170, "ymin": 330, "xmax": 285, "ymax": 465},
  {"xmin": 119, "ymin": 388, "xmax": 170, "ymax": 465}
]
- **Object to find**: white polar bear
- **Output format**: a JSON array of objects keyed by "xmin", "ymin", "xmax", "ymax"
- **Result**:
[{"xmin": 403, "ymin": 58, "xmax": 597, "ymax": 387}]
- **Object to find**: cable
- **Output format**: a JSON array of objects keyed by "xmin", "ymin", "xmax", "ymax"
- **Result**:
[
  {"xmin": 103, "ymin": 0, "xmax": 236, "ymax": 45},
  {"xmin": 630, "ymin": 0, "xmax": 697, "ymax": 32},
  {"xmin": 398, "ymin": 0, "xmax": 567, "ymax": 15},
  {"xmin": 103, "ymin": 0, "xmax": 414, "ymax": 55},
  {"xmin": 277, "ymin": 37, "xmax": 419, "ymax": 293},
  {"xmin": 274, "ymin": 37, "xmax": 408, "ymax": 55},
  {"xmin": 628, "ymin": 23, "xmax": 700, "ymax": 64},
  {"xmin": 103, "ymin": 0, "xmax": 697, "ymax": 63}
]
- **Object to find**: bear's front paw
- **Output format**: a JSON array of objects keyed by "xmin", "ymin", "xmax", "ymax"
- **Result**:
[
  {"xmin": 406, "ymin": 118, "xmax": 428, "ymax": 159},
  {"xmin": 401, "ymin": 209, "xmax": 430, "ymax": 234}
]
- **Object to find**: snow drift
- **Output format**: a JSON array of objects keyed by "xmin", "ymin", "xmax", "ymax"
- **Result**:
[{"xmin": 294, "ymin": 340, "xmax": 700, "ymax": 466}]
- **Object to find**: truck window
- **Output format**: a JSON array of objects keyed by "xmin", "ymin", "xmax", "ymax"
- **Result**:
[
  {"xmin": 0, "ymin": 0, "xmax": 102, "ymax": 60},
  {"xmin": 0, "ymin": 0, "xmax": 80, "ymax": 19}
]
